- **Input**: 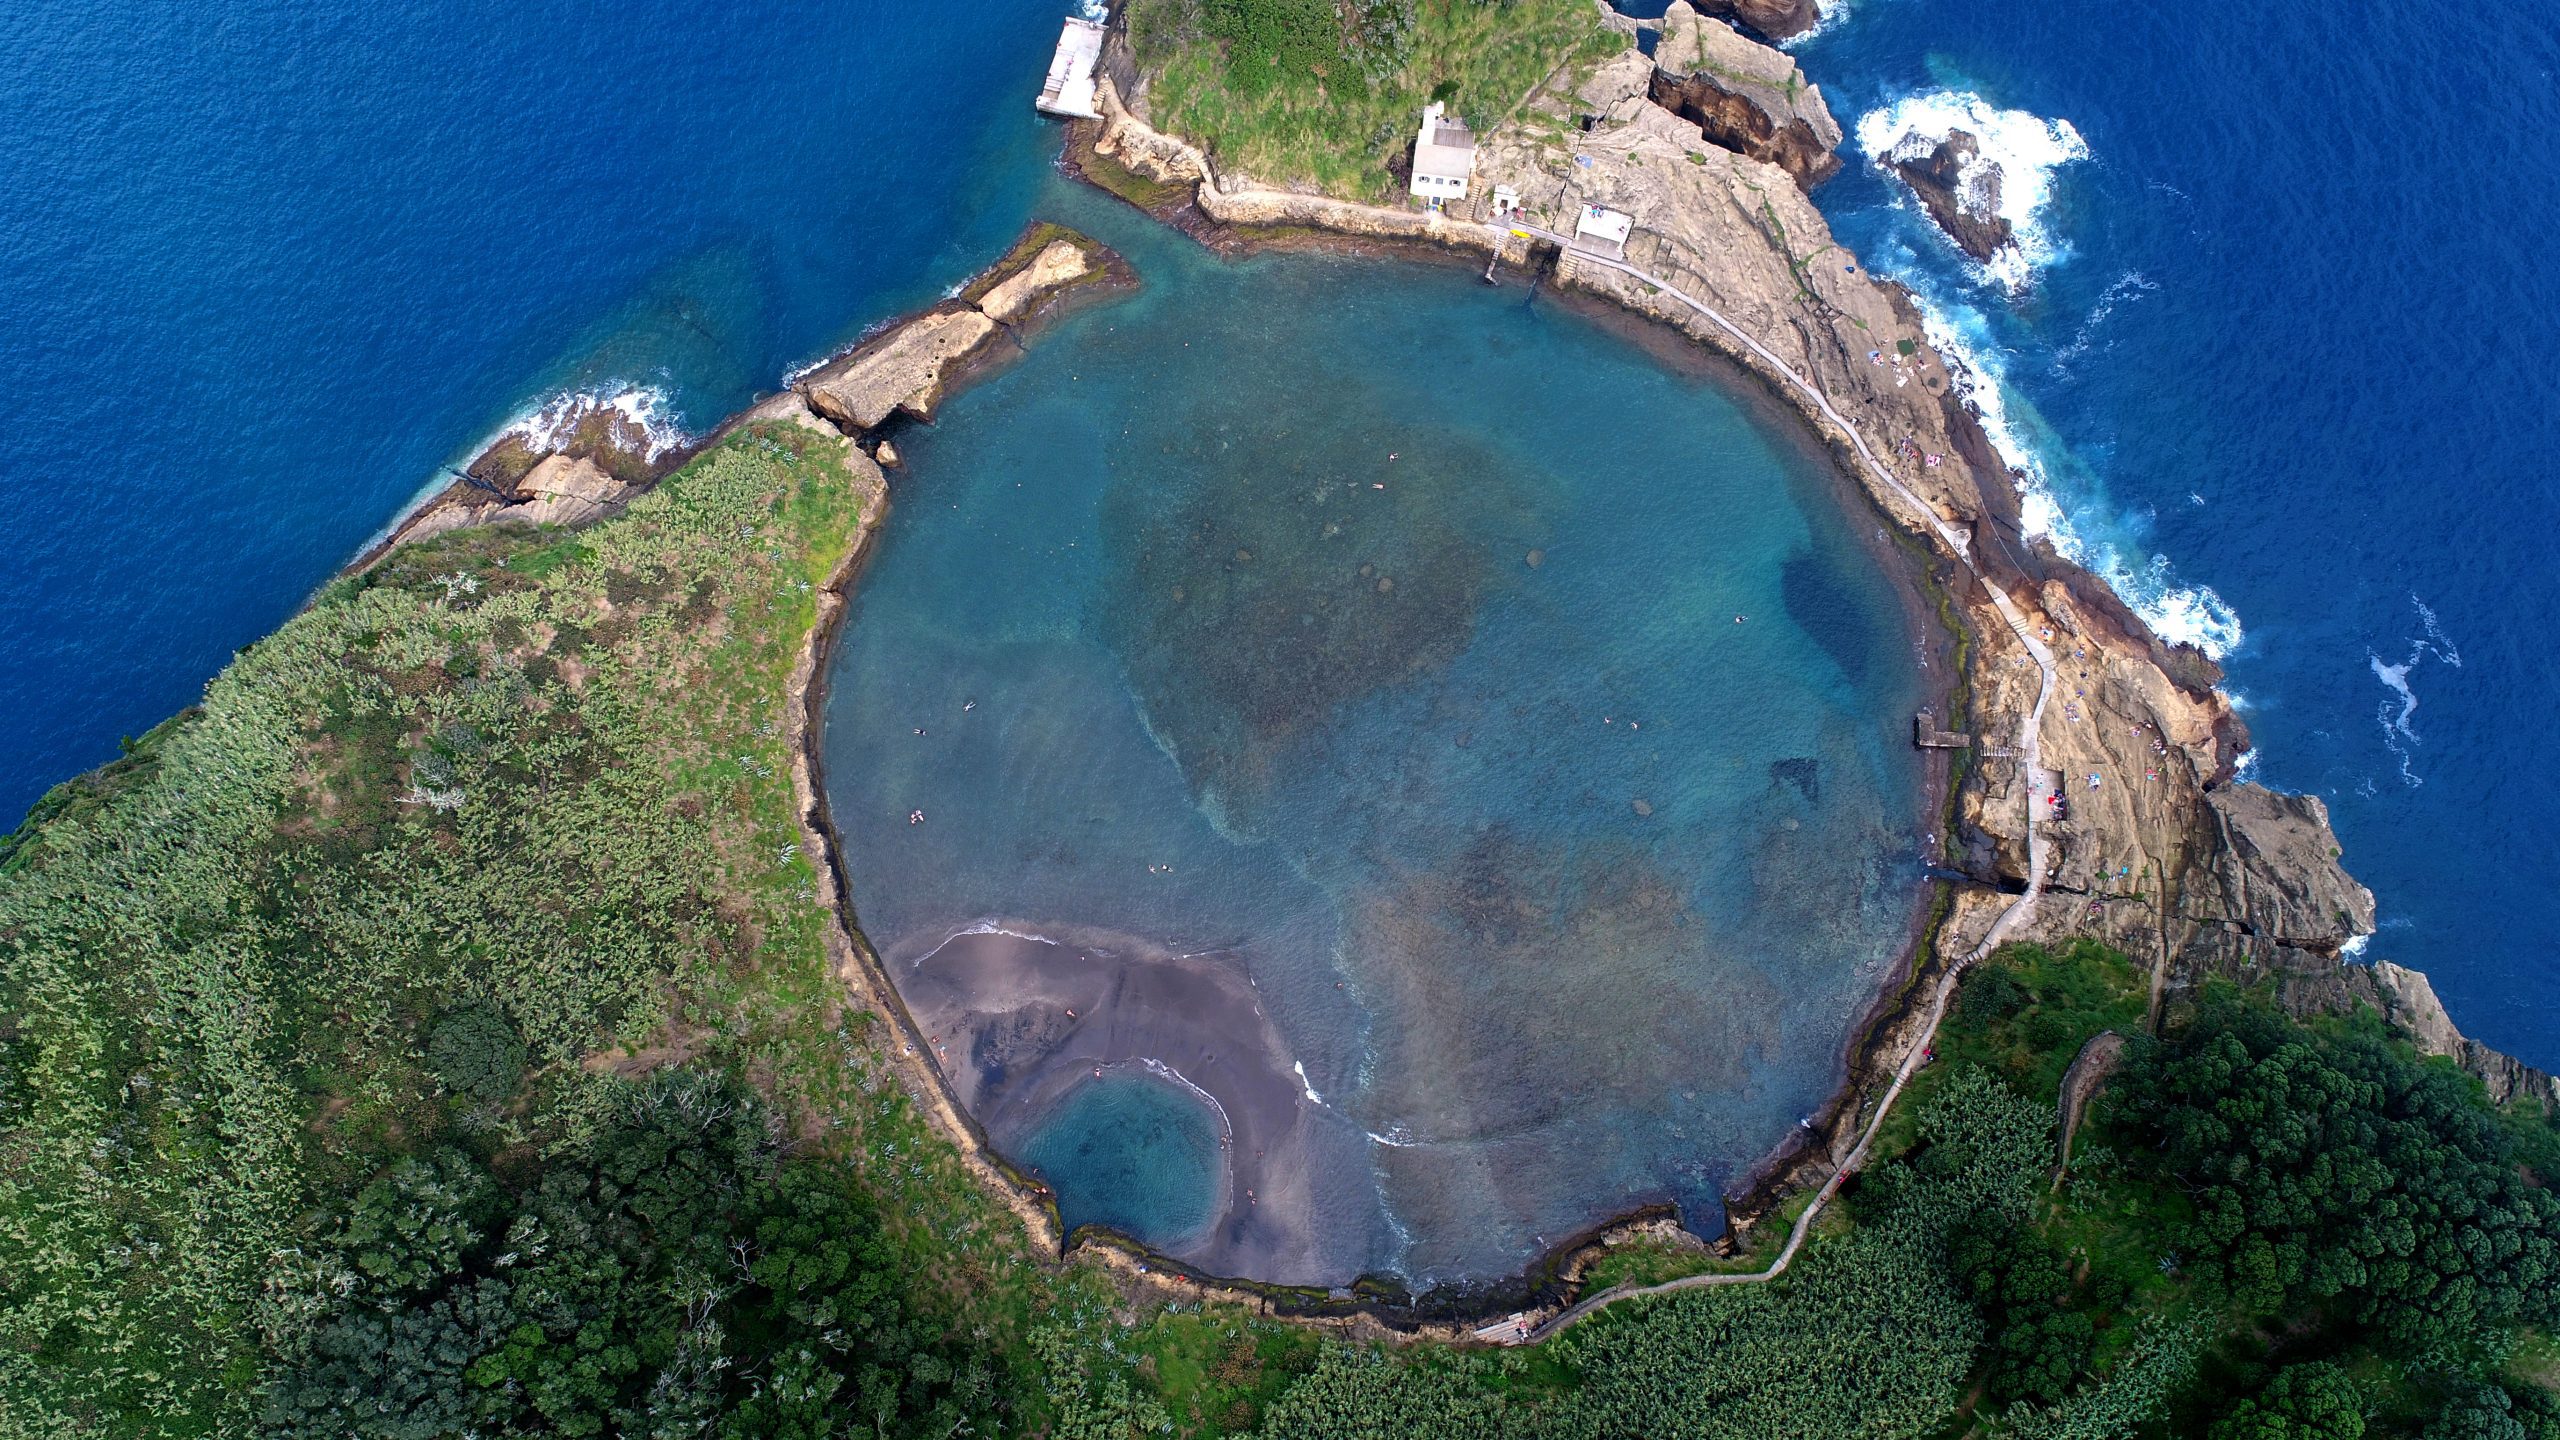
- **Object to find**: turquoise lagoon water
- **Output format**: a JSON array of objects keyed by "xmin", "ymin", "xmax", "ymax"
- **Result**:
[
  {"xmin": 1019, "ymin": 1070, "xmax": 1226, "ymax": 1248},
  {"xmin": 824, "ymin": 192, "xmax": 1934, "ymax": 1284}
]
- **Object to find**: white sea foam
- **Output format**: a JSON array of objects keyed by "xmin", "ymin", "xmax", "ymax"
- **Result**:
[
  {"xmin": 361, "ymin": 382, "xmax": 693, "ymax": 555},
  {"xmin": 1855, "ymin": 90, "xmax": 2089, "ymax": 291},
  {"xmin": 2369, "ymin": 594, "xmax": 2459, "ymax": 786},
  {"xmin": 1134, "ymin": 1057, "xmax": 1235, "ymax": 1141},
  {"xmin": 2339, "ymin": 933, "xmax": 2371, "ymax": 962},
  {"xmin": 1905, "ymin": 287, "xmax": 2244, "ymax": 660},
  {"xmin": 911, "ymin": 919, "xmax": 1061, "ymax": 970},
  {"xmin": 1778, "ymin": 0, "xmax": 1848, "ymax": 49},
  {"xmin": 1365, "ymin": 1126, "xmax": 1421, "ymax": 1148},
  {"xmin": 503, "ymin": 383, "xmax": 691, "ymax": 461},
  {"xmin": 1293, "ymin": 1060, "xmax": 1324, "ymax": 1105},
  {"xmin": 2052, "ymin": 270, "xmax": 2156, "ymax": 373}
]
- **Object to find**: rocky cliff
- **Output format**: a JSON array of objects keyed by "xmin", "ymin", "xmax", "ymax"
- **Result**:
[
  {"xmin": 1088, "ymin": 22, "xmax": 2555, "ymax": 1123},
  {"xmin": 1647, "ymin": 1, "xmax": 1842, "ymax": 187},
  {"xmin": 1684, "ymin": 0, "xmax": 1822, "ymax": 44}
]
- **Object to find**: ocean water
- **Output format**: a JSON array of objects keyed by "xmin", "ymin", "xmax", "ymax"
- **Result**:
[
  {"xmin": 1019, "ymin": 1069, "xmax": 1225, "ymax": 1247},
  {"xmin": 0, "ymin": 0, "xmax": 1073, "ymax": 821},
  {"xmin": 1782, "ymin": 0, "xmax": 2560, "ymax": 1065},
  {"xmin": 823, "ymin": 192, "xmax": 1932, "ymax": 1283}
]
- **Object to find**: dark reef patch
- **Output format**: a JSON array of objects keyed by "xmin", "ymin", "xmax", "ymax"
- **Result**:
[
  {"xmin": 1097, "ymin": 380, "xmax": 1548, "ymax": 821},
  {"xmin": 1782, "ymin": 546, "xmax": 1873, "ymax": 685}
]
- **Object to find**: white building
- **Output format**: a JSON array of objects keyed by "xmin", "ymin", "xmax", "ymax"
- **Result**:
[
  {"xmin": 1408, "ymin": 102, "xmax": 1476, "ymax": 204},
  {"xmin": 1572, "ymin": 204, "xmax": 1633, "ymax": 258},
  {"xmin": 1037, "ymin": 13, "xmax": 1108, "ymax": 120}
]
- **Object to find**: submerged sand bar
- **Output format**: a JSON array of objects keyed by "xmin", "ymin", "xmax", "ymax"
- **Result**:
[{"xmin": 896, "ymin": 924, "xmax": 1372, "ymax": 1283}]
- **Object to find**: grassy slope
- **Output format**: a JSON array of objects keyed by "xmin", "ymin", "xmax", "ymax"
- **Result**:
[
  {"xmin": 1129, "ymin": 0, "xmax": 1619, "ymax": 202},
  {"xmin": 0, "ymin": 424, "xmax": 866, "ymax": 1432}
]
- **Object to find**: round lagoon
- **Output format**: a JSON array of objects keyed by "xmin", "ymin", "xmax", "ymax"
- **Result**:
[
  {"xmin": 1016, "ymin": 1068, "xmax": 1226, "ymax": 1248},
  {"xmin": 825, "ymin": 214, "xmax": 1934, "ymax": 1287}
]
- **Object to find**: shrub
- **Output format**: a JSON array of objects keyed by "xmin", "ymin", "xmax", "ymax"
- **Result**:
[{"xmin": 426, "ymin": 1004, "xmax": 527, "ymax": 1104}]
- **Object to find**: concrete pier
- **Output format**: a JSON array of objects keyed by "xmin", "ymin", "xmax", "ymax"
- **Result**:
[{"xmin": 1037, "ymin": 15, "xmax": 1108, "ymax": 120}]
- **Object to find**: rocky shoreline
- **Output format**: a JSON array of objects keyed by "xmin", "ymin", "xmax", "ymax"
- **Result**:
[{"xmin": 1068, "ymin": 0, "xmax": 2557, "ymax": 1304}]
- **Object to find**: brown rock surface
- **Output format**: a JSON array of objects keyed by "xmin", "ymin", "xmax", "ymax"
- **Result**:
[
  {"xmin": 1649, "ymin": 3, "xmax": 1842, "ymax": 187},
  {"xmin": 1888, "ymin": 130, "xmax": 2012, "ymax": 263},
  {"xmin": 1685, "ymin": 0, "xmax": 1821, "ymax": 44},
  {"xmin": 513, "ymin": 454, "xmax": 630, "ymax": 528},
  {"xmin": 800, "ymin": 308, "xmax": 1000, "ymax": 433},
  {"xmin": 979, "ymin": 238, "xmax": 1092, "ymax": 322},
  {"xmin": 1650, "ymin": 71, "xmax": 1841, "ymax": 188}
]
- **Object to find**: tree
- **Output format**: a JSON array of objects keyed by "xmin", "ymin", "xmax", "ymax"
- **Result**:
[
  {"xmin": 2116, "ymin": 992, "xmax": 2560, "ymax": 1348},
  {"xmin": 1948, "ymin": 1218, "xmax": 2109, "ymax": 1406},
  {"xmin": 2206, "ymin": 1362, "xmax": 2368, "ymax": 1440},
  {"xmin": 262, "ymin": 1074, "xmax": 998, "ymax": 1439}
]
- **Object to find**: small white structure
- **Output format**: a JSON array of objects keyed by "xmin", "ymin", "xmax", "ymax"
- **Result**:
[
  {"xmin": 1572, "ymin": 204, "xmax": 1633, "ymax": 258},
  {"xmin": 1037, "ymin": 13, "xmax": 1109, "ymax": 120},
  {"xmin": 1408, "ymin": 101, "xmax": 1477, "ymax": 204},
  {"xmin": 1489, "ymin": 183, "xmax": 1522, "ymax": 219}
]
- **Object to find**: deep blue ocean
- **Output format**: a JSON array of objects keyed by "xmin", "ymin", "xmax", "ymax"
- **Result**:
[{"xmin": 1, "ymin": 0, "xmax": 2552, "ymax": 1090}]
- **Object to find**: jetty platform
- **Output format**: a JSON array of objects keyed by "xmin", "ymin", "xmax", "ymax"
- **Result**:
[{"xmin": 1037, "ymin": 15, "xmax": 1107, "ymax": 120}]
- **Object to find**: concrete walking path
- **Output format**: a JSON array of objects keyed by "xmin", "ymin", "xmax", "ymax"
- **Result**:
[{"xmin": 1495, "ymin": 222, "xmax": 2059, "ymax": 1344}]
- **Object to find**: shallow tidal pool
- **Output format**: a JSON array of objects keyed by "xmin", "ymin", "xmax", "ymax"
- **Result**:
[{"xmin": 825, "ymin": 208, "xmax": 1934, "ymax": 1287}]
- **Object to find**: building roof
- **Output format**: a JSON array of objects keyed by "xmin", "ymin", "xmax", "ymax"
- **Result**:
[{"xmin": 1411, "ymin": 102, "xmax": 1476, "ymax": 182}]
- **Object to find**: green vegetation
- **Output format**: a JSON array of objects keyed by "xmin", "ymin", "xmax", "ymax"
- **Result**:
[
  {"xmin": 2, "ymin": 411, "xmax": 2553, "ymax": 1439},
  {"xmin": 1231, "ymin": 943, "xmax": 2560, "ymax": 1439},
  {"xmin": 259, "ymin": 1074, "xmax": 997, "ymax": 1438},
  {"xmin": 1125, "ymin": 0, "xmax": 1618, "ymax": 200},
  {"xmin": 0, "ymin": 426, "xmax": 1197, "ymax": 1438}
]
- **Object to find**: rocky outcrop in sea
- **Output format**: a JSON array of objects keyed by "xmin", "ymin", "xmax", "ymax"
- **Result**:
[{"xmin": 1886, "ymin": 129, "xmax": 2011, "ymax": 262}]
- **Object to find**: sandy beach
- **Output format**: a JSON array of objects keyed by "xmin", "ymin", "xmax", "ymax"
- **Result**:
[{"xmin": 893, "ymin": 921, "xmax": 1380, "ymax": 1286}]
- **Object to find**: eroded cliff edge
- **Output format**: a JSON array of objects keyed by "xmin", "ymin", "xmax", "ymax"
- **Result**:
[{"xmin": 1079, "ymin": 10, "xmax": 2558, "ymax": 1203}]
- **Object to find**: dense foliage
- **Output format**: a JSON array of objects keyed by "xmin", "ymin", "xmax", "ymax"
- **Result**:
[
  {"xmin": 2114, "ymin": 992, "xmax": 2560, "ymax": 1350},
  {"xmin": 261, "ymin": 1074, "xmax": 994, "ymax": 1439}
]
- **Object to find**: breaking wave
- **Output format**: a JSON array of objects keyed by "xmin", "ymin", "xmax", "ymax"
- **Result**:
[
  {"xmin": 1855, "ymin": 90, "xmax": 2089, "ymax": 291},
  {"xmin": 2051, "ymin": 270, "xmax": 2157, "ymax": 374},
  {"xmin": 502, "ymin": 384, "xmax": 691, "ymax": 461},
  {"xmin": 367, "ymin": 382, "xmax": 692, "ymax": 552},
  {"xmin": 1905, "ymin": 287, "xmax": 2243, "ymax": 659}
]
